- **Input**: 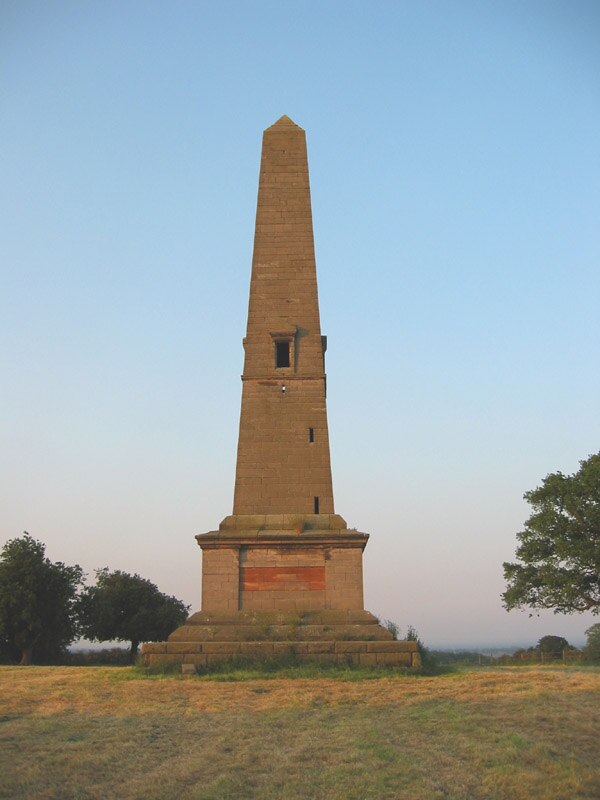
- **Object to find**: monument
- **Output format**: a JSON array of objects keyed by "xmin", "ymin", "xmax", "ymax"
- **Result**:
[{"xmin": 143, "ymin": 116, "xmax": 419, "ymax": 669}]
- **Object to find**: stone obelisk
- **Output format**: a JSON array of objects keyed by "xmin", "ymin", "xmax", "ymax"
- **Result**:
[
  {"xmin": 197, "ymin": 115, "xmax": 366, "ymax": 614},
  {"xmin": 143, "ymin": 117, "xmax": 419, "ymax": 669},
  {"xmin": 234, "ymin": 113, "xmax": 334, "ymax": 518}
]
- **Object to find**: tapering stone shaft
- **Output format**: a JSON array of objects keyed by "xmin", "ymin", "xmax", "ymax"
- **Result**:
[
  {"xmin": 233, "ymin": 116, "xmax": 334, "ymax": 515},
  {"xmin": 140, "ymin": 116, "xmax": 415, "ymax": 669}
]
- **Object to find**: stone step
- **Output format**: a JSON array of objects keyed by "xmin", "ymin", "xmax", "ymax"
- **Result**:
[
  {"xmin": 142, "ymin": 639, "xmax": 420, "ymax": 669},
  {"xmin": 168, "ymin": 623, "xmax": 393, "ymax": 643},
  {"xmin": 183, "ymin": 609, "xmax": 380, "ymax": 627}
]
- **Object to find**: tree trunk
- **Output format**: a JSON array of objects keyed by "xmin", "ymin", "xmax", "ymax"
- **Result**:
[
  {"xmin": 129, "ymin": 640, "xmax": 139, "ymax": 664},
  {"xmin": 20, "ymin": 646, "xmax": 33, "ymax": 666}
]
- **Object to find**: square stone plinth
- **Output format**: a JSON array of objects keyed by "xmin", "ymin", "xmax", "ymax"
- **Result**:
[{"xmin": 197, "ymin": 527, "xmax": 368, "ymax": 613}]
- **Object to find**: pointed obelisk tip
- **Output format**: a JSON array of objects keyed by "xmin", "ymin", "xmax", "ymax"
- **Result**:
[{"xmin": 266, "ymin": 114, "xmax": 303, "ymax": 131}]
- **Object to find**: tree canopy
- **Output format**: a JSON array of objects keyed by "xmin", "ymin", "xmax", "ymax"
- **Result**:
[
  {"xmin": 536, "ymin": 635, "xmax": 570, "ymax": 654},
  {"xmin": 78, "ymin": 569, "xmax": 189, "ymax": 662},
  {"xmin": 503, "ymin": 452, "xmax": 600, "ymax": 615},
  {"xmin": 584, "ymin": 623, "xmax": 600, "ymax": 663},
  {"xmin": 0, "ymin": 533, "xmax": 83, "ymax": 665}
]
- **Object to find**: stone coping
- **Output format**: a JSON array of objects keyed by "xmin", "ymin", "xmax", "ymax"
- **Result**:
[
  {"xmin": 218, "ymin": 514, "xmax": 348, "ymax": 531},
  {"xmin": 196, "ymin": 531, "xmax": 369, "ymax": 547}
]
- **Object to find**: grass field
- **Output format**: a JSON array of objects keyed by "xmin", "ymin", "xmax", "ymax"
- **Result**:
[{"xmin": 1, "ymin": 665, "xmax": 599, "ymax": 800}]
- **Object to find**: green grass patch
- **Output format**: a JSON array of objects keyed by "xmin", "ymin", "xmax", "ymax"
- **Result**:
[
  {"xmin": 1, "ymin": 666, "xmax": 599, "ymax": 799},
  {"xmin": 2, "ymin": 694, "xmax": 599, "ymax": 799}
]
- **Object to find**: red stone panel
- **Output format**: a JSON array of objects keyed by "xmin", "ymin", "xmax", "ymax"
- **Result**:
[{"xmin": 241, "ymin": 565, "xmax": 325, "ymax": 592}]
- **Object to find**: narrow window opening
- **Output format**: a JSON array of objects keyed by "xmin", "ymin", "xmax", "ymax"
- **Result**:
[
  {"xmin": 275, "ymin": 340, "xmax": 290, "ymax": 368},
  {"xmin": 314, "ymin": 496, "xmax": 319, "ymax": 514},
  {"xmin": 309, "ymin": 427, "xmax": 314, "ymax": 443}
]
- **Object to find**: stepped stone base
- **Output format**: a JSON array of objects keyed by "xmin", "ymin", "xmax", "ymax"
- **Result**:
[{"xmin": 142, "ymin": 610, "xmax": 420, "ymax": 671}]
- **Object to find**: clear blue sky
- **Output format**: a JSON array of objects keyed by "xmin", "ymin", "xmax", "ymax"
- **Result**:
[{"xmin": 2, "ymin": 1, "xmax": 599, "ymax": 647}]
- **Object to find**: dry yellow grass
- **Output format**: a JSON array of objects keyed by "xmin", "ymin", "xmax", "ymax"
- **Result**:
[
  {"xmin": 1, "ymin": 665, "xmax": 599, "ymax": 800},
  {"xmin": 1, "ymin": 664, "xmax": 598, "ymax": 715}
]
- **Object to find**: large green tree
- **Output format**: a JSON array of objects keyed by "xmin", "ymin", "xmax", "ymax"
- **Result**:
[
  {"xmin": 78, "ymin": 569, "xmax": 189, "ymax": 662},
  {"xmin": 0, "ymin": 533, "xmax": 83, "ymax": 665},
  {"xmin": 503, "ymin": 452, "xmax": 600, "ymax": 615},
  {"xmin": 584, "ymin": 623, "xmax": 600, "ymax": 663}
]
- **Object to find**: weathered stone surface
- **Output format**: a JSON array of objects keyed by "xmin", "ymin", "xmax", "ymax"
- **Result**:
[
  {"xmin": 165, "ymin": 610, "xmax": 392, "ymax": 646},
  {"xmin": 144, "ymin": 608, "xmax": 418, "ymax": 667},
  {"xmin": 232, "ymin": 116, "xmax": 334, "ymax": 517},
  {"xmin": 202, "ymin": 642, "xmax": 241, "ymax": 654},
  {"xmin": 366, "ymin": 640, "xmax": 417, "ymax": 653},
  {"xmin": 142, "ymin": 643, "xmax": 167, "ymax": 654},
  {"xmin": 140, "ymin": 118, "xmax": 413, "ymax": 672},
  {"xmin": 376, "ymin": 652, "xmax": 413, "ymax": 666},
  {"xmin": 189, "ymin": 117, "xmax": 367, "ymax": 617},
  {"xmin": 359, "ymin": 653, "xmax": 379, "ymax": 667},
  {"xmin": 182, "ymin": 609, "xmax": 380, "ymax": 626},
  {"xmin": 273, "ymin": 642, "xmax": 296, "ymax": 656},
  {"xmin": 241, "ymin": 565, "xmax": 326, "ymax": 592},
  {"xmin": 240, "ymin": 642, "xmax": 275, "ymax": 655},
  {"xmin": 143, "ymin": 611, "xmax": 420, "ymax": 669},
  {"xmin": 305, "ymin": 641, "xmax": 334, "ymax": 654},
  {"xmin": 144, "ymin": 637, "xmax": 419, "ymax": 669},
  {"xmin": 167, "ymin": 642, "xmax": 203, "ymax": 654},
  {"xmin": 206, "ymin": 654, "xmax": 233, "ymax": 665},
  {"xmin": 334, "ymin": 641, "xmax": 368, "ymax": 653}
]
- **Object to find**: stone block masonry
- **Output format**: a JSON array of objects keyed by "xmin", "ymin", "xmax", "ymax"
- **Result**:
[
  {"xmin": 199, "ymin": 535, "xmax": 365, "ymax": 613},
  {"xmin": 233, "ymin": 115, "xmax": 333, "ymax": 516},
  {"xmin": 235, "ymin": 379, "xmax": 334, "ymax": 514},
  {"xmin": 142, "ymin": 116, "xmax": 410, "ymax": 669},
  {"xmin": 143, "ymin": 611, "xmax": 421, "ymax": 670}
]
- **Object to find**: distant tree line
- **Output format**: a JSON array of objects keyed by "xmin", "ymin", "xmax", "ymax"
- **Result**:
[
  {"xmin": 510, "ymin": 634, "xmax": 581, "ymax": 663},
  {"xmin": 0, "ymin": 532, "xmax": 189, "ymax": 665},
  {"xmin": 432, "ymin": 631, "xmax": 600, "ymax": 666}
]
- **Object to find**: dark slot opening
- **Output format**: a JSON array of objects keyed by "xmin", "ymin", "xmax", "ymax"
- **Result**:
[
  {"xmin": 275, "ymin": 340, "xmax": 290, "ymax": 368},
  {"xmin": 309, "ymin": 427, "xmax": 314, "ymax": 442},
  {"xmin": 314, "ymin": 496, "xmax": 319, "ymax": 514}
]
